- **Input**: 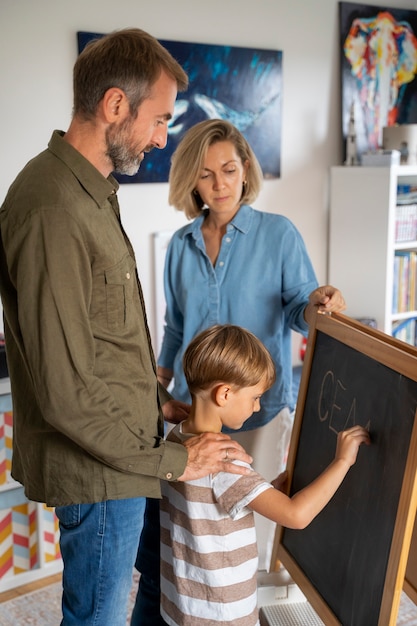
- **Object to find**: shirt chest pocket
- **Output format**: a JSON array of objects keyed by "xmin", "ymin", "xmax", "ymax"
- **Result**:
[{"xmin": 104, "ymin": 255, "xmax": 136, "ymax": 332}]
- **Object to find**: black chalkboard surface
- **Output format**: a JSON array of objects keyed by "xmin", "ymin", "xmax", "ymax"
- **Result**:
[{"xmin": 273, "ymin": 313, "xmax": 417, "ymax": 626}]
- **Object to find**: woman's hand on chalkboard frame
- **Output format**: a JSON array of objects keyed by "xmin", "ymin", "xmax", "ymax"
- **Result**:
[{"xmin": 304, "ymin": 285, "xmax": 346, "ymax": 326}]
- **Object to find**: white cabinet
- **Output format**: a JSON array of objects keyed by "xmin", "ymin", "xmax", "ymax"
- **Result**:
[
  {"xmin": 0, "ymin": 380, "xmax": 62, "ymax": 592},
  {"xmin": 329, "ymin": 165, "xmax": 417, "ymax": 345}
]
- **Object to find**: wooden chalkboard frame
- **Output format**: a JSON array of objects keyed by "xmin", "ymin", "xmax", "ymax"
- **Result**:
[
  {"xmin": 405, "ymin": 518, "xmax": 417, "ymax": 605},
  {"xmin": 271, "ymin": 312, "xmax": 417, "ymax": 626}
]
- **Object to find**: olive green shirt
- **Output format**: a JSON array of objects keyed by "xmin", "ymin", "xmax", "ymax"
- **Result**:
[{"xmin": 0, "ymin": 130, "xmax": 187, "ymax": 506}]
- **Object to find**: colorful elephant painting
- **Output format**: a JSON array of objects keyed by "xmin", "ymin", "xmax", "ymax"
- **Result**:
[{"xmin": 340, "ymin": 3, "xmax": 417, "ymax": 158}]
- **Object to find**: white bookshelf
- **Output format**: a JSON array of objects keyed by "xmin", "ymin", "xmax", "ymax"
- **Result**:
[{"xmin": 329, "ymin": 165, "xmax": 417, "ymax": 344}]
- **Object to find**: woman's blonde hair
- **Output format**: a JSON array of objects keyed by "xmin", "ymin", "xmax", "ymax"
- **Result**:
[
  {"xmin": 183, "ymin": 324, "xmax": 276, "ymax": 396},
  {"xmin": 168, "ymin": 119, "xmax": 263, "ymax": 219}
]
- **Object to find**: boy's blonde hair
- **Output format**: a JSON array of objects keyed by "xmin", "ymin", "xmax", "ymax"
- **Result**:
[
  {"xmin": 183, "ymin": 324, "xmax": 276, "ymax": 396},
  {"xmin": 168, "ymin": 119, "xmax": 263, "ymax": 219}
]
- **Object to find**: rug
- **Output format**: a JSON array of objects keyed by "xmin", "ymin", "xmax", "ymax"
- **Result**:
[{"xmin": 1, "ymin": 574, "xmax": 417, "ymax": 625}]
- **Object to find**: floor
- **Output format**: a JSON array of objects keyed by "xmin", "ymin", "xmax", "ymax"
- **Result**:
[
  {"xmin": 0, "ymin": 573, "xmax": 62, "ymax": 603},
  {"xmin": 2, "ymin": 572, "xmax": 417, "ymax": 624}
]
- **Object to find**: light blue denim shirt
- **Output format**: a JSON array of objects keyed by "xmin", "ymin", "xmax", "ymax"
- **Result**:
[{"xmin": 158, "ymin": 204, "xmax": 318, "ymax": 431}]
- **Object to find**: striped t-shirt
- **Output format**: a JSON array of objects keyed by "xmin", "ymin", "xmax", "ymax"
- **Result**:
[{"xmin": 160, "ymin": 422, "xmax": 273, "ymax": 626}]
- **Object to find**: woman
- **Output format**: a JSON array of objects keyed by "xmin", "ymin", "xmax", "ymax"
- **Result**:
[
  {"xmin": 158, "ymin": 118, "xmax": 345, "ymax": 488},
  {"xmin": 132, "ymin": 119, "xmax": 345, "ymax": 625}
]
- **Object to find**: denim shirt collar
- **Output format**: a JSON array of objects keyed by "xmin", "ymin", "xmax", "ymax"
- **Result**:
[{"xmin": 181, "ymin": 205, "xmax": 253, "ymax": 241}]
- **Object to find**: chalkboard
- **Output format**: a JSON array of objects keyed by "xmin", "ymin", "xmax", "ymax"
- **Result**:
[{"xmin": 272, "ymin": 313, "xmax": 417, "ymax": 626}]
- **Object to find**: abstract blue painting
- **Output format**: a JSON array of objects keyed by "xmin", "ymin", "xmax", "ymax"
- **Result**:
[{"xmin": 77, "ymin": 32, "xmax": 282, "ymax": 183}]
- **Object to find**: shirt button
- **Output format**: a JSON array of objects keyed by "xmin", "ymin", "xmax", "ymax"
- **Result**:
[
  {"xmin": 225, "ymin": 237, "xmax": 231, "ymax": 243},
  {"xmin": 126, "ymin": 272, "xmax": 131, "ymax": 279},
  {"xmin": 219, "ymin": 261, "xmax": 224, "ymax": 267},
  {"xmin": 166, "ymin": 472, "xmax": 173, "ymax": 480}
]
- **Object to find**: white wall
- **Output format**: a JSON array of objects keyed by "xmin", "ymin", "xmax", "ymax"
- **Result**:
[{"xmin": 2, "ymin": 0, "xmax": 416, "ymax": 350}]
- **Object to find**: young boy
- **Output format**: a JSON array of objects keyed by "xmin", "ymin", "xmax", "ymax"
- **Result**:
[{"xmin": 160, "ymin": 324, "xmax": 370, "ymax": 626}]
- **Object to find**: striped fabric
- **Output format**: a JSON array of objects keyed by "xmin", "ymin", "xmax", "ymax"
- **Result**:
[{"xmin": 160, "ymin": 423, "xmax": 273, "ymax": 625}]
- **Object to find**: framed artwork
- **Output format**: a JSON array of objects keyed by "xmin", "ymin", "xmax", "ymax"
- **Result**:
[
  {"xmin": 77, "ymin": 32, "xmax": 282, "ymax": 183},
  {"xmin": 339, "ymin": 2, "xmax": 417, "ymax": 160}
]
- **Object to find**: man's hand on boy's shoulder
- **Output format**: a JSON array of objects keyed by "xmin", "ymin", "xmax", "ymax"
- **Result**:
[{"xmin": 178, "ymin": 432, "xmax": 253, "ymax": 482}]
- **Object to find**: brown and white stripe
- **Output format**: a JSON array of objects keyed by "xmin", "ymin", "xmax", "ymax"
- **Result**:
[{"xmin": 160, "ymin": 423, "xmax": 273, "ymax": 625}]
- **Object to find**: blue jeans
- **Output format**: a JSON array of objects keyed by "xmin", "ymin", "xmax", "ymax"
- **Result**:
[
  {"xmin": 131, "ymin": 497, "xmax": 166, "ymax": 626},
  {"xmin": 56, "ymin": 497, "xmax": 146, "ymax": 626}
]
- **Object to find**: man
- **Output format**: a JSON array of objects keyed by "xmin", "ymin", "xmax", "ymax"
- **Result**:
[{"xmin": 0, "ymin": 28, "xmax": 251, "ymax": 626}]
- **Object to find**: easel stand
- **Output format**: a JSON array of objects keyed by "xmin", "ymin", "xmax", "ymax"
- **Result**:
[
  {"xmin": 260, "ymin": 602, "xmax": 325, "ymax": 626},
  {"xmin": 257, "ymin": 569, "xmax": 324, "ymax": 625}
]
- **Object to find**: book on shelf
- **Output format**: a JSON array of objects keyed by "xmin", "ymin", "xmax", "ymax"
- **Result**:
[
  {"xmin": 392, "ymin": 316, "xmax": 417, "ymax": 347},
  {"xmin": 395, "ymin": 203, "xmax": 417, "ymax": 242},
  {"xmin": 397, "ymin": 184, "xmax": 417, "ymax": 205},
  {"xmin": 392, "ymin": 250, "xmax": 417, "ymax": 314}
]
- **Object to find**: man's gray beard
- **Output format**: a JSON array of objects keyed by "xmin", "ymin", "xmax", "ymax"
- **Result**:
[
  {"xmin": 107, "ymin": 143, "xmax": 143, "ymax": 176},
  {"xmin": 105, "ymin": 119, "xmax": 144, "ymax": 176}
]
